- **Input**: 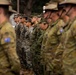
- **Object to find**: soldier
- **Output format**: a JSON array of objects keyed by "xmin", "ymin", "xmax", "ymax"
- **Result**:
[
  {"xmin": 0, "ymin": 0, "xmax": 21, "ymax": 75},
  {"xmin": 41, "ymin": 2, "xmax": 58, "ymax": 51},
  {"xmin": 31, "ymin": 16, "xmax": 38, "ymax": 27},
  {"xmin": 31, "ymin": 18, "xmax": 48, "ymax": 75},
  {"xmin": 41, "ymin": 2, "xmax": 58, "ymax": 75},
  {"xmin": 19, "ymin": 18, "xmax": 35, "ymax": 75},
  {"xmin": 41, "ymin": 2, "xmax": 66, "ymax": 75},
  {"xmin": 57, "ymin": 0, "xmax": 76, "ymax": 75},
  {"xmin": 52, "ymin": 3, "xmax": 70, "ymax": 75}
]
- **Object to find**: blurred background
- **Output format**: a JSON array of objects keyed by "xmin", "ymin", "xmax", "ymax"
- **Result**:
[{"xmin": 11, "ymin": 0, "xmax": 50, "ymax": 16}]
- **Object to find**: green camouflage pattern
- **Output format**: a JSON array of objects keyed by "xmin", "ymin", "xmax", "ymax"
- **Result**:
[
  {"xmin": 41, "ymin": 19, "xmax": 65, "ymax": 75},
  {"xmin": 62, "ymin": 18, "xmax": 76, "ymax": 75},
  {"xmin": 0, "ymin": 21, "xmax": 21, "ymax": 75}
]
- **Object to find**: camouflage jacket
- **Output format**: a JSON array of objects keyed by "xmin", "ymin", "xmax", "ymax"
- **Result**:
[{"xmin": 0, "ymin": 21, "xmax": 21, "ymax": 74}]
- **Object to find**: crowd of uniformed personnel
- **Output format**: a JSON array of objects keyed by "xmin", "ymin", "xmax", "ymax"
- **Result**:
[{"xmin": 0, "ymin": 0, "xmax": 76, "ymax": 75}]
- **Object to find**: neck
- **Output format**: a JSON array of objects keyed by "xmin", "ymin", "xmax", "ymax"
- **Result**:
[
  {"xmin": 53, "ymin": 18, "xmax": 59, "ymax": 22},
  {"xmin": 53, "ymin": 15, "xmax": 59, "ymax": 22},
  {"xmin": 0, "ymin": 15, "xmax": 8, "ymax": 24},
  {"xmin": 70, "ymin": 11, "xmax": 76, "ymax": 20},
  {"xmin": 63, "ymin": 15, "xmax": 69, "ymax": 23}
]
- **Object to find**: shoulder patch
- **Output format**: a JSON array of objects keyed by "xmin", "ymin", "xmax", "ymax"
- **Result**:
[
  {"xmin": 4, "ymin": 37, "xmax": 11, "ymax": 43},
  {"xmin": 60, "ymin": 28, "xmax": 64, "ymax": 33}
]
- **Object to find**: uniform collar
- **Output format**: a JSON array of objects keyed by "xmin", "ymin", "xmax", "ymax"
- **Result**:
[
  {"xmin": 0, "ymin": 20, "xmax": 8, "ymax": 29},
  {"xmin": 51, "ymin": 19, "xmax": 60, "ymax": 27}
]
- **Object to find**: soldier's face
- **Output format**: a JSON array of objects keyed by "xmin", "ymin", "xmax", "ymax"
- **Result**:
[
  {"xmin": 14, "ymin": 17, "xmax": 18, "ymax": 22},
  {"xmin": 26, "ymin": 22, "xmax": 31, "ymax": 27},
  {"xmin": 40, "ymin": 23, "xmax": 48, "ymax": 30},
  {"xmin": 63, "ymin": 5, "xmax": 72, "ymax": 15},
  {"xmin": 50, "ymin": 12, "xmax": 58, "ymax": 22},
  {"xmin": 67, "ymin": 7, "xmax": 75, "ymax": 17},
  {"xmin": 43, "ymin": 12, "xmax": 50, "ymax": 19},
  {"xmin": 18, "ymin": 16, "xmax": 22, "ymax": 23},
  {"xmin": 21, "ymin": 18, "xmax": 25, "ymax": 23},
  {"xmin": 0, "ymin": 7, "xmax": 5, "ymax": 16},
  {"xmin": 57, "ymin": 9, "xmax": 63, "ymax": 16},
  {"xmin": 47, "ymin": 18, "xmax": 52, "ymax": 23},
  {"xmin": 24, "ymin": 21, "xmax": 26, "ymax": 25},
  {"xmin": 61, "ymin": 10, "xmax": 66, "ymax": 18},
  {"xmin": 32, "ymin": 17, "xmax": 37, "ymax": 23}
]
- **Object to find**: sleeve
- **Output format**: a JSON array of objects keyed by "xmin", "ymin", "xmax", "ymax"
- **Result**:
[
  {"xmin": 1, "ymin": 27, "xmax": 21, "ymax": 73},
  {"xmin": 70, "ymin": 21, "xmax": 76, "ymax": 40}
]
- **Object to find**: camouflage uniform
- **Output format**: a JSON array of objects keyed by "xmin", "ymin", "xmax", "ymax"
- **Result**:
[
  {"xmin": 0, "ymin": 21, "xmax": 21, "ymax": 75},
  {"xmin": 41, "ymin": 19, "xmax": 65, "ymax": 75},
  {"xmin": 55, "ymin": 0, "xmax": 76, "ymax": 75},
  {"xmin": 61, "ymin": 18, "xmax": 76, "ymax": 75},
  {"xmin": 15, "ymin": 23, "xmax": 24, "ymax": 68},
  {"xmin": 30, "ymin": 21, "xmax": 46, "ymax": 75},
  {"xmin": 52, "ymin": 20, "xmax": 70, "ymax": 75},
  {"xmin": 21, "ymin": 25, "xmax": 35, "ymax": 75}
]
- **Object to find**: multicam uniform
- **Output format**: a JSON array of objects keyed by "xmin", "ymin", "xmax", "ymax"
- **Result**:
[
  {"xmin": 52, "ymin": 20, "xmax": 70, "ymax": 75},
  {"xmin": 41, "ymin": 19, "xmax": 65, "ymax": 75},
  {"xmin": 0, "ymin": 21, "xmax": 21, "ymax": 75},
  {"xmin": 62, "ymin": 18, "xmax": 76, "ymax": 75},
  {"xmin": 30, "ymin": 22, "xmax": 46, "ymax": 75}
]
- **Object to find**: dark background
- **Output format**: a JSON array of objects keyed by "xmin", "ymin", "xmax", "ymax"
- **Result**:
[{"xmin": 11, "ymin": 0, "xmax": 50, "ymax": 16}]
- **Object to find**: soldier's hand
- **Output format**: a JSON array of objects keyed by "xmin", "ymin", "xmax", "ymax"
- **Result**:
[{"xmin": 20, "ymin": 69, "xmax": 24, "ymax": 75}]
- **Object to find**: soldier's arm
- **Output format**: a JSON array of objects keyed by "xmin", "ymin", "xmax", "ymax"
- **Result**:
[
  {"xmin": 1, "ymin": 26, "xmax": 21, "ymax": 73},
  {"xmin": 71, "ymin": 21, "xmax": 76, "ymax": 39}
]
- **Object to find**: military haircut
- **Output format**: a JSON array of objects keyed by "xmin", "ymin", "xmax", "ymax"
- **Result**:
[
  {"xmin": 0, "ymin": 5, "xmax": 9, "ymax": 16},
  {"xmin": 26, "ymin": 18, "xmax": 31, "ymax": 23},
  {"xmin": 23, "ymin": 16, "xmax": 28, "ymax": 20}
]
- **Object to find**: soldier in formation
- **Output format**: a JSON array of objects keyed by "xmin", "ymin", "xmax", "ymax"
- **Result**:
[
  {"xmin": 0, "ymin": 0, "xmax": 21, "ymax": 75},
  {"xmin": 14, "ymin": 0, "xmax": 76, "ymax": 75},
  {"xmin": 1, "ymin": 0, "xmax": 76, "ymax": 75}
]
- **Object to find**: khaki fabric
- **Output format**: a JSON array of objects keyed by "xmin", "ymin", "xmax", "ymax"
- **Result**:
[
  {"xmin": 60, "ymin": 0, "xmax": 76, "ymax": 4},
  {"xmin": 41, "ymin": 19, "xmax": 65, "ymax": 75},
  {"xmin": 0, "ymin": 0, "xmax": 10, "ymax": 5},
  {"xmin": 0, "ymin": 21, "xmax": 21, "ymax": 75},
  {"xmin": 62, "ymin": 18, "xmax": 76, "ymax": 75}
]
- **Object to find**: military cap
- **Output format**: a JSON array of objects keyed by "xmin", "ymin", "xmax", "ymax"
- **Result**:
[
  {"xmin": 9, "ymin": 6, "xmax": 16, "ymax": 13},
  {"xmin": 49, "ymin": 0, "xmax": 63, "ymax": 3},
  {"xmin": 43, "ymin": 2, "xmax": 58, "ymax": 10},
  {"xmin": 60, "ymin": 0, "xmax": 76, "ymax": 4},
  {"xmin": 39, "ymin": 18, "xmax": 48, "ymax": 24},
  {"xmin": 0, "ymin": 0, "xmax": 10, "ymax": 5}
]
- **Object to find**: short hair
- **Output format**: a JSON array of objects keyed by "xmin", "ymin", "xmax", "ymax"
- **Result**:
[
  {"xmin": 0, "ymin": 5, "xmax": 9, "ymax": 16},
  {"xmin": 23, "ymin": 16, "xmax": 28, "ymax": 20},
  {"xmin": 26, "ymin": 18, "xmax": 31, "ymax": 23}
]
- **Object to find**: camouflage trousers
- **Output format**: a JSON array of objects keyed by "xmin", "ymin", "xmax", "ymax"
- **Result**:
[
  {"xmin": 62, "ymin": 48, "xmax": 76, "ymax": 75},
  {"xmin": 41, "ymin": 47, "xmax": 63, "ymax": 75},
  {"xmin": 31, "ymin": 43, "xmax": 44, "ymax": 75}
]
